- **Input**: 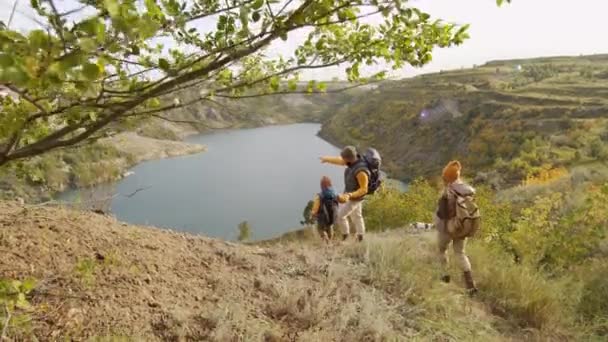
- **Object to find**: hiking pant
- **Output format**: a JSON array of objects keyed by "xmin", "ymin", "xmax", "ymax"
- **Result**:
[
  {"xmin": 337, "ymin": 200, "xmax": 365, "ymax": 235},
  {"xmin": 436, "ymin": 217, "xmax": 472, "ymax": 272}
]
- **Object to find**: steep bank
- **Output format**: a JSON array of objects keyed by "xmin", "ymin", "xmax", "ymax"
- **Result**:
[
  {"xmin": 320, "ymin": 54, "xmax": 608, "ymax": 187},
  {"xmin": 0, "ymin": 132, "xmax": 205, "ymax": 203},
  {"xmin": 0, "ymin": 201, "xmax": 566, "ymax": 341}
]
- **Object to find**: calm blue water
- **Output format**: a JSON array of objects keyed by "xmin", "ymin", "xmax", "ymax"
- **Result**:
[{"xmin": 60, "ymin": 124, "xmax": 354, "ymax": 240}]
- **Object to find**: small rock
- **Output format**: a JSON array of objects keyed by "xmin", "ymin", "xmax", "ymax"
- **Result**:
[
  {"xmin": 15, "ymin": 197, "xmax": 25, "ymax": 206},
  {"xmin": 194, "ymin": 295, "xmax": 201, "ymax": 301},
  {"xmin": 144, "ymin": 274, "xmax": 152, "ymax": 284},
  {"xmin": 147, "ymin": 300, "xmax": 161, "ymax": 308},
  {"xmin": 95, "ymin": 252, "xmax": 105, "ymax": 261},
  {"xmin": 263, "ymin": 331, "xmax": 282, "ymax": 342},
  {"xmin": 253, "ymin": 278, "xmax": 262, "ymax": 290}
]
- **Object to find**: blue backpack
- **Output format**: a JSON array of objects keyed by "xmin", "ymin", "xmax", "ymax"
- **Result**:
[{"xmin": 317, "ymin": 192, "xmax": 338, "ymax": 227}]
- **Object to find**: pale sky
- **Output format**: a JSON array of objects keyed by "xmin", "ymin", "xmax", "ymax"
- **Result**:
[{"xmin": 2, "ymin": 0, "xmax": 607, "ymax": 80}]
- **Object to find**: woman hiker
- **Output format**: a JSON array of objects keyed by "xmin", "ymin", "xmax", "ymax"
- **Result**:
[{"xmin": 435, "ymin": 160, "xmax": 479, "ymax": 295}]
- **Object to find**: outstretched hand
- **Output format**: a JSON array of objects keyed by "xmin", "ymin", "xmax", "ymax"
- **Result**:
[{"xmin": 319, "ymin": 156, "xmax": 328, "ymax": 163}]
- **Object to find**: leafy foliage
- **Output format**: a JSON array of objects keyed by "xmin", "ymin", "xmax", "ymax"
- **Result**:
[
  {"xmin": 364, "ymin": 178, "xmax": 436, "ymax": 231},
  {"xmin": 0, "ymin": 278, "xmax": 36, "ymax": 338},
  {"xmin": 0, "ymin": 0, "xmax": 470, "ymax": 166},
  {"xmin": 237, "ymin": 220, "xmax": 252, "ymax": 241}
]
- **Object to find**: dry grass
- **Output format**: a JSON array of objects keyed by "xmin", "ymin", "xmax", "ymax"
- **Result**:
[{"xmin": 2, "ymin": 201, "xmax": 606, "ymax": 341}]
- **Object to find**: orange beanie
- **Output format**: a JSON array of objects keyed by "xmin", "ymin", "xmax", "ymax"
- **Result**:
[{"xmin": 442, "ymin": 160, "xmax": 462, "ymax": 183}]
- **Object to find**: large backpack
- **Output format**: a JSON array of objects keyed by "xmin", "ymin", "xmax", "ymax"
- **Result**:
[
  {"xmin": 362, "ymin": 148, "xmax": 383, "ymax": 194},
  {"xmin": 448, "ymin": 190, "xmax": 481, "ymax": 239},
  {"xmin": 317, "ymin": 193, "xmax": 338, "ymax": 227}
]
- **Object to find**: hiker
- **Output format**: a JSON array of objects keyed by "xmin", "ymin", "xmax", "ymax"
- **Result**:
[
  {"xmin": 435, "ymin": 160, "xmax": 480, "ymax": 295},
  {"xmin": 309, "ymin": 176, "xmax": 339, "ymax": 243},
  {"xmin": 320, "ymin": 146, "xmax": 382, "ymax": 242}
]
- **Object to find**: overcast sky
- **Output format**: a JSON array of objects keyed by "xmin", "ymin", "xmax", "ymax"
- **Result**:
[{"xmin": 2, "ymin": 0, "xmax": 607, "ymax": 80}]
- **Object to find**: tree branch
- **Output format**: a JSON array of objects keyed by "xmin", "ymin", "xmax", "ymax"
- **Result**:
[
  {"xmin": 214, "ymin": 78, "xmax": 387, "ymax": 99},
  {"xmin": 5, "ymin": 85, "xmax": 49, "ymax": 116},
  {"xmin": 47, "ymin": 0, "xmax": 68, "ymax": 52},
  {"xmin": 186, "ymin": 0, "xmax": 256, "ymax": 23}
]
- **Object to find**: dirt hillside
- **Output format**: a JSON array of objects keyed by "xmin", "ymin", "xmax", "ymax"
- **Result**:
[{"xmin": 0, "ymin": 201, "xmax": 517, "ymax": 341}]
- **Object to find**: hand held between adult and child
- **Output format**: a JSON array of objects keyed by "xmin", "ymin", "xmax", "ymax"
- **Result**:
[{"xmin": 338, "ymin": 193, "xmax": 350, "ymax": 203}]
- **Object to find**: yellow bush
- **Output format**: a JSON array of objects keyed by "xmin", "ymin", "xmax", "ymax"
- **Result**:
[{"xmin": 523, "ymin": 166, "xmax": 569, "ymax": 186}]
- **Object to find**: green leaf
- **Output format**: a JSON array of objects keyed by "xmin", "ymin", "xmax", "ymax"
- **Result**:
[
  {"xmin": 252, "ymin": 0, "xmax": 264, "ymax": 10},
  {"xmin": 10, "ymin": 280, "xmax": 22, "ymax": 291},
  {"xmin": 82, "ymin": 63, "xmax": 100, "ymax": 80},
  {"xmin": 239, "ymin": 6, "xmax": 250, "ymax": 28},
  {"xmin": 307, "ymin": 80, "xmax": 315, "ymax": 93},
  {"xmin": 158, "ymin": 58, "xmax": 170, "ymax": 71},
  {"xmin": 145, "ymin": 0, "xmax": 163, "ymax": 17},
  {"xmin": 16, "ymin": 292, "xmax": 30, "ymax": 309},
  {"xmin": 252, "ymin": 11, "xmax": 261, "ymax": 22},
  {"xmin": 60, "ymin": 51, "xmax": 86, "ymax": 70},
  {"xmin": 279, "ymin": 31, "xmax": 287, "ymax": 41},
  {"xmin": 287, "ymin": 79, "xmax": 297, "ymax": 91},
  {"xmin": 0, "ymin": 53, "xmax": 14, "ymax": 68},
  {"xmin": 164, "ymin": 0, "xmax": 180, "ymax": 16},
  {"xmin": 79, "ymin": 37, "xmax": 97, "ymax": 52},
  {"xmin": 1, "ymin": 66, "xmax": 30, "ymax": 85},
  {"xmin": 104, "ymin": 0, "xmax": 120, "ymax": 17},
  {"xmin": 148, "ymin": 97, "xmax": 161, "ymax": 108},
  {"xmin": 95, "ymin": 20, "xmax": 106, "ymax": 42},
  {"xmin": 316, "ymin": 81, "xmax": 327, "ymax": 92},
  {"xmin": 269, "ymin": 76, "xmax": 280, "ymax": 91},
  {"xmin": 28, "ymin": 30, "xmax": 48, "ymax": 49},
  {"xmin": 21, "ymin": 278, "xmax": 36, "ymax": 293}
]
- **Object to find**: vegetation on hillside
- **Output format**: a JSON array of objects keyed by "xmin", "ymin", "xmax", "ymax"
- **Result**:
[
  {"xmin": 320, "ymin": 54, "xmax": 608, "ymax": 187},
  {"xmin": 356, "ymin": 175, "xmax": 608, "ymax": 338}
]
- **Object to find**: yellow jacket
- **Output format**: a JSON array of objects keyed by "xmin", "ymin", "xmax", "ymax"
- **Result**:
[{"xmin": 320, "ymin": 156, "xmax": 369, "ymax": 202}]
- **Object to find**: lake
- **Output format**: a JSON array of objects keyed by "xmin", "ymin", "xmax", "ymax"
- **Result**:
[{"xmin": 60, "ymin": 124, "xmax": 360, "ymax": 240}]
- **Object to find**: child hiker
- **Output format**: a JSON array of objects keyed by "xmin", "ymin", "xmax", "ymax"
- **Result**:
[{"xmin": 310, "ymin": 176, "xmax": 339, "ymax": 243}]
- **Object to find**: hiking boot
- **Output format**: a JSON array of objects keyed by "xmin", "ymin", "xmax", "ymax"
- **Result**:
[
  {"xmin": 441, "ymin": 274, "xmax": 451, "ymax": 283},
  {"xmin": 463, "ymin": 271, "xmax": 478, "ymax": 296},
  {"xmin": 357, "ymin": 234, "xmax": 363, "ymax": 242}
]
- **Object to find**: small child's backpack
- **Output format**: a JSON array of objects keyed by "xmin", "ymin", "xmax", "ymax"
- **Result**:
[{"xmin": 317, "ymin": 193, "xmax": 338, "ymax": 227}]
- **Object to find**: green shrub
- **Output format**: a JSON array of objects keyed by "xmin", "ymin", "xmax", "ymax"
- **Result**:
[
  {"xmin": 578, "ymin": 261, "xmax": 608, "ymax": 322},
  {"xmin": 364, "ymin": 178, "xmax": 436, "ymax": 231},
  {"xmin": 505, "ymin": 185, "xmax": 608, "ymax": 272},
  {"xmin": 237, "ymin": 221, "xmax": 252, "ymax": 242}
]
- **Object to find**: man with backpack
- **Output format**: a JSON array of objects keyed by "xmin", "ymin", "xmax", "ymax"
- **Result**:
[
  {"xmin": 309, "ymin": 176, "xmax": 339, "ymax": 243},
  {"xmin": 436, "ymin": 160, "xmax": 480, "ymax": 295},
  {"xmin": 320, "ymin": 146, "xmax": 382, "ymax": 242}
]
